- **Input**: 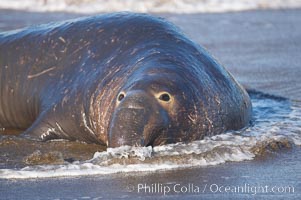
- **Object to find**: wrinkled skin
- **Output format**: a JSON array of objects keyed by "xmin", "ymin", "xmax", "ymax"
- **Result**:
[{"xmin": 0, "ymin": 13, "xmax": 252, "ymax": 147}]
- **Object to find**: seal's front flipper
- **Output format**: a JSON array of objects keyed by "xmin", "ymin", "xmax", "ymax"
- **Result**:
[{"xmin": 22, "ymin": 112, "xmax": 60, "ymax": 141}]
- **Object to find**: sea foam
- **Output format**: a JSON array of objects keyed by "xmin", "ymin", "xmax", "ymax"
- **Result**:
[{"xmin": 0, "ymin": 0, "xmax": 301, "ymax": 14}]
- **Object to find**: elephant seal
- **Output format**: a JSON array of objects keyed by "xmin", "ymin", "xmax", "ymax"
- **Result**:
[{"xmin": 0, "ymin": 13, "xmax": 252, "ymax": 147}]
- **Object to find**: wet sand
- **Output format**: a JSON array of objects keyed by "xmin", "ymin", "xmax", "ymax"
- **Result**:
[
  {"xmin": 0, "ymin": 8, "xmax": 301, "ymax": 199},
  {"xmin": 0, "ymin": 148, "xmax": 300, "ymax": 199}
]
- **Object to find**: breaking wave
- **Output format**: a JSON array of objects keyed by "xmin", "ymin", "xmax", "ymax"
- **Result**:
[{"xmin": 0, "ymin": 0, "xmax": 301, "ymax": 14}]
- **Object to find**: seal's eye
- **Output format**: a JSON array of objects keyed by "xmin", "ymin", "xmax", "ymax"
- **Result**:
[
  {"xmin": 118, "ymin": 93, "xmax": 125, "ymax": 101},
  {"xmin": 159, "ymin": 93, "xmax": 171, "ymax": 102}
]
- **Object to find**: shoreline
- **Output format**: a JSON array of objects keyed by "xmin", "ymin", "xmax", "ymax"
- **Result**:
[{"xmin": 1, "ymin": 147, "xmax": 300, "ymax": 199}]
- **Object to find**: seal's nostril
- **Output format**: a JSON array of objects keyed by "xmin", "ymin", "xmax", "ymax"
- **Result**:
[{"xmin": 159, "ymin": 93, "xmax": 170, "ymax": 102}]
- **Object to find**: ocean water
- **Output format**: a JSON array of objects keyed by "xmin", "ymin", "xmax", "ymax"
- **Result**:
[
  {"xmin": 1, "ymin": 91, "xmax": 300, "ymax": 179},
  {"xmin": 0, "ymin": 0, "xmax": 301, "ymax": 14}
]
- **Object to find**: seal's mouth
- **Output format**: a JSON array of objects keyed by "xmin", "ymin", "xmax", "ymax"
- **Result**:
[{"xmin": 143, "ymin": 126, "xmax": 168, "ymax": 147}]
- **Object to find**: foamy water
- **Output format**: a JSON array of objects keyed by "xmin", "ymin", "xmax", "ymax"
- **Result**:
[
  {"xmin": 0, "ymin": 0, "xmax": 301, "ymax": 14},
  {"xmin": 0, "ymin": 91, "xmax": 300, "ymax": 179}
]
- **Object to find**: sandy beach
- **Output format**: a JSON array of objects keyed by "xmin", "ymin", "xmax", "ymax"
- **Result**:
[
  {"xmin": 1, "ymin": 148, "xmax": 300, "ymax": 199},
  {"xmin": 0, "ymin": 8, "xmax": 300, "ymax": 199}
]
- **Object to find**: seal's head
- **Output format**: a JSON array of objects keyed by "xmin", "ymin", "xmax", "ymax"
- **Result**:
[
  {"xmin": 108, "ymin": 65, "xmax": 204, "ymax": 147},
  {"xmin": 103, "ymin": 13, "xmax": 252, "ymax": 148}
]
